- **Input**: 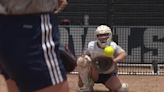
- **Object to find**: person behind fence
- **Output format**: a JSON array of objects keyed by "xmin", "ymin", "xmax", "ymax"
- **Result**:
[
  {"xmin": 77, "ymin": 25, "xmax": 128, "ymax": 92},
  {"xmin": 0, "ymin": 0, "xmax": 69, "ymax": 92}
]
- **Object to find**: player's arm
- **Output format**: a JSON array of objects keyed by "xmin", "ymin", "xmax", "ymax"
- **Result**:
[
  {"xmin": 113, "ymin": 45, "xmax": 127, "ymax": 63},
  {"xmin": 54, "ymin": 0, "xmax": 68, "ymax": 14},
  {"xmin": 113, "ymin": 51, "xmax": 127, "ymax": 63}
]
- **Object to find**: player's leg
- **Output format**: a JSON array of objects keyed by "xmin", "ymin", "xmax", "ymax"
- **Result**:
[
  {"xmin": 105, "ymin": 76, "xmax": 121, "ymax": 92},
  {"xmin": 77, "ymin": 55, "xmax": 96, "ymax": 91},
  {"xmin": 104, "ymin": 74, "xmax": 128, "ymax": 92},
  {"xmin": 78, "ymin": 63, "xmax": 98, "ymax": 87},
  {"xmin": 6, "ymin": 79, "xmax": 19, "ymax": 92},
  {"xmin": 0, "ymin": 58, "xmax": 19, "ymax": 92},
  {"xmin": 0, "ymin": 74, "xmax": 8, "ymax": 92},
  {"xmin": 0, "ymin": 35, "xmax": 8, "ymax": 92}
]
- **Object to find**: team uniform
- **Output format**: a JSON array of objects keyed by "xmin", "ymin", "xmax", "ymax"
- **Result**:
[
  {"xmin": 77, "ymin": 25, "xmax": 128, "ymax": 92},
  {"xmin": 0, "ymin": 0, "xmax": 67, "ymax": 92},
  {"xmin": 87, "ymin": 40, "xmax": 125, "ymax": 83}
]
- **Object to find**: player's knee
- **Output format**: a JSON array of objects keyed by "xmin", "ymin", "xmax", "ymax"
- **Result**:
[
  {"xmin": 117, "ymin": 83, "xmax": 128, "ymax": 92},
  {"xmin": 77, "ymin": 55, "xmax": 91, "ymax": 67}
]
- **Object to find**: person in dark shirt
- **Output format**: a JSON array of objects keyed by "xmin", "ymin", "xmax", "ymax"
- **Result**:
[{"xmin": 0, "ymin": 0, "xmax": 69, "ymax": 92}]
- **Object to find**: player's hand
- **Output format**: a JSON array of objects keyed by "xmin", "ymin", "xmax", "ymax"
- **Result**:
[{"xmin": 54, "ymin": 0, "xmax": 68, "ymax": 14}]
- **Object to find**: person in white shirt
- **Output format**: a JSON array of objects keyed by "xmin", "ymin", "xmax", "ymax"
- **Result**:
[{"xmin": 77, "ymin": 25, "xmax": 128, "ymax": 92}]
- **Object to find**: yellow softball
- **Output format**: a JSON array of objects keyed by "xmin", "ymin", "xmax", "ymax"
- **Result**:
[{"xmin": 103, "ymin": 46, "xmax": 115, "ymax": 57}]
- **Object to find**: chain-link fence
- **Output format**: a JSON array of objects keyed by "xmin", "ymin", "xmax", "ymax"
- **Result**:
[{"xmin": 59, "ymin": 25, "xmax": 164, "ymax": 75}]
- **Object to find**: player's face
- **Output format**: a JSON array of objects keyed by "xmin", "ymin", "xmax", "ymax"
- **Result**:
[{"xmin": 97, "ymin": 33, "xmax": 110, "ymax": 43}]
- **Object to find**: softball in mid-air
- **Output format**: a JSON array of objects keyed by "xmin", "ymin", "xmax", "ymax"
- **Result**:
[{"xmin": 103, "ymin": 46, "xmax": 115, "ymax": 57}]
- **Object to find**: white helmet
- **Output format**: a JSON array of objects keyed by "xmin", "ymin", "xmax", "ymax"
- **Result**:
[{"xmin": 95, "ymin": 25, "xmax": 112, "ymax": 48}]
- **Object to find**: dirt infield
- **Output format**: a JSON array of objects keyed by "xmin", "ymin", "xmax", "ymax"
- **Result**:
[
  {"xmin": 68, "ymin": 74, "xmax": 164, "ymax": 92},
  {"xmin": 0, "ymin": 74, "xmax": 163, "ymax": 92}
]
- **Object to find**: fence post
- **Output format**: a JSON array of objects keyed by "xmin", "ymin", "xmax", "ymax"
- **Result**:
[{"xmin": 152, "ymin": 60, "xmax": 158, "ymax": 75}]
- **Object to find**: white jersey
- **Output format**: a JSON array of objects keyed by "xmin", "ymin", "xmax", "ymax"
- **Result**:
[
  {"xmin": 0, "ymin": 0, "xmax": 58, "ymax": 14},
  {"xmin": 87, "ymin": 40, "xmax": 125, "ymax": 74}
]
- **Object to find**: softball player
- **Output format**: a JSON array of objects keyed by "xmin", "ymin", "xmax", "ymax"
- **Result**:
[
  {"xmin": 0, "ymin": 0, "xmax": 69, "ymax": 92},
  {"xmin": 77, "ymin": 25, "xmax": 128, "ymax": 92}
]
